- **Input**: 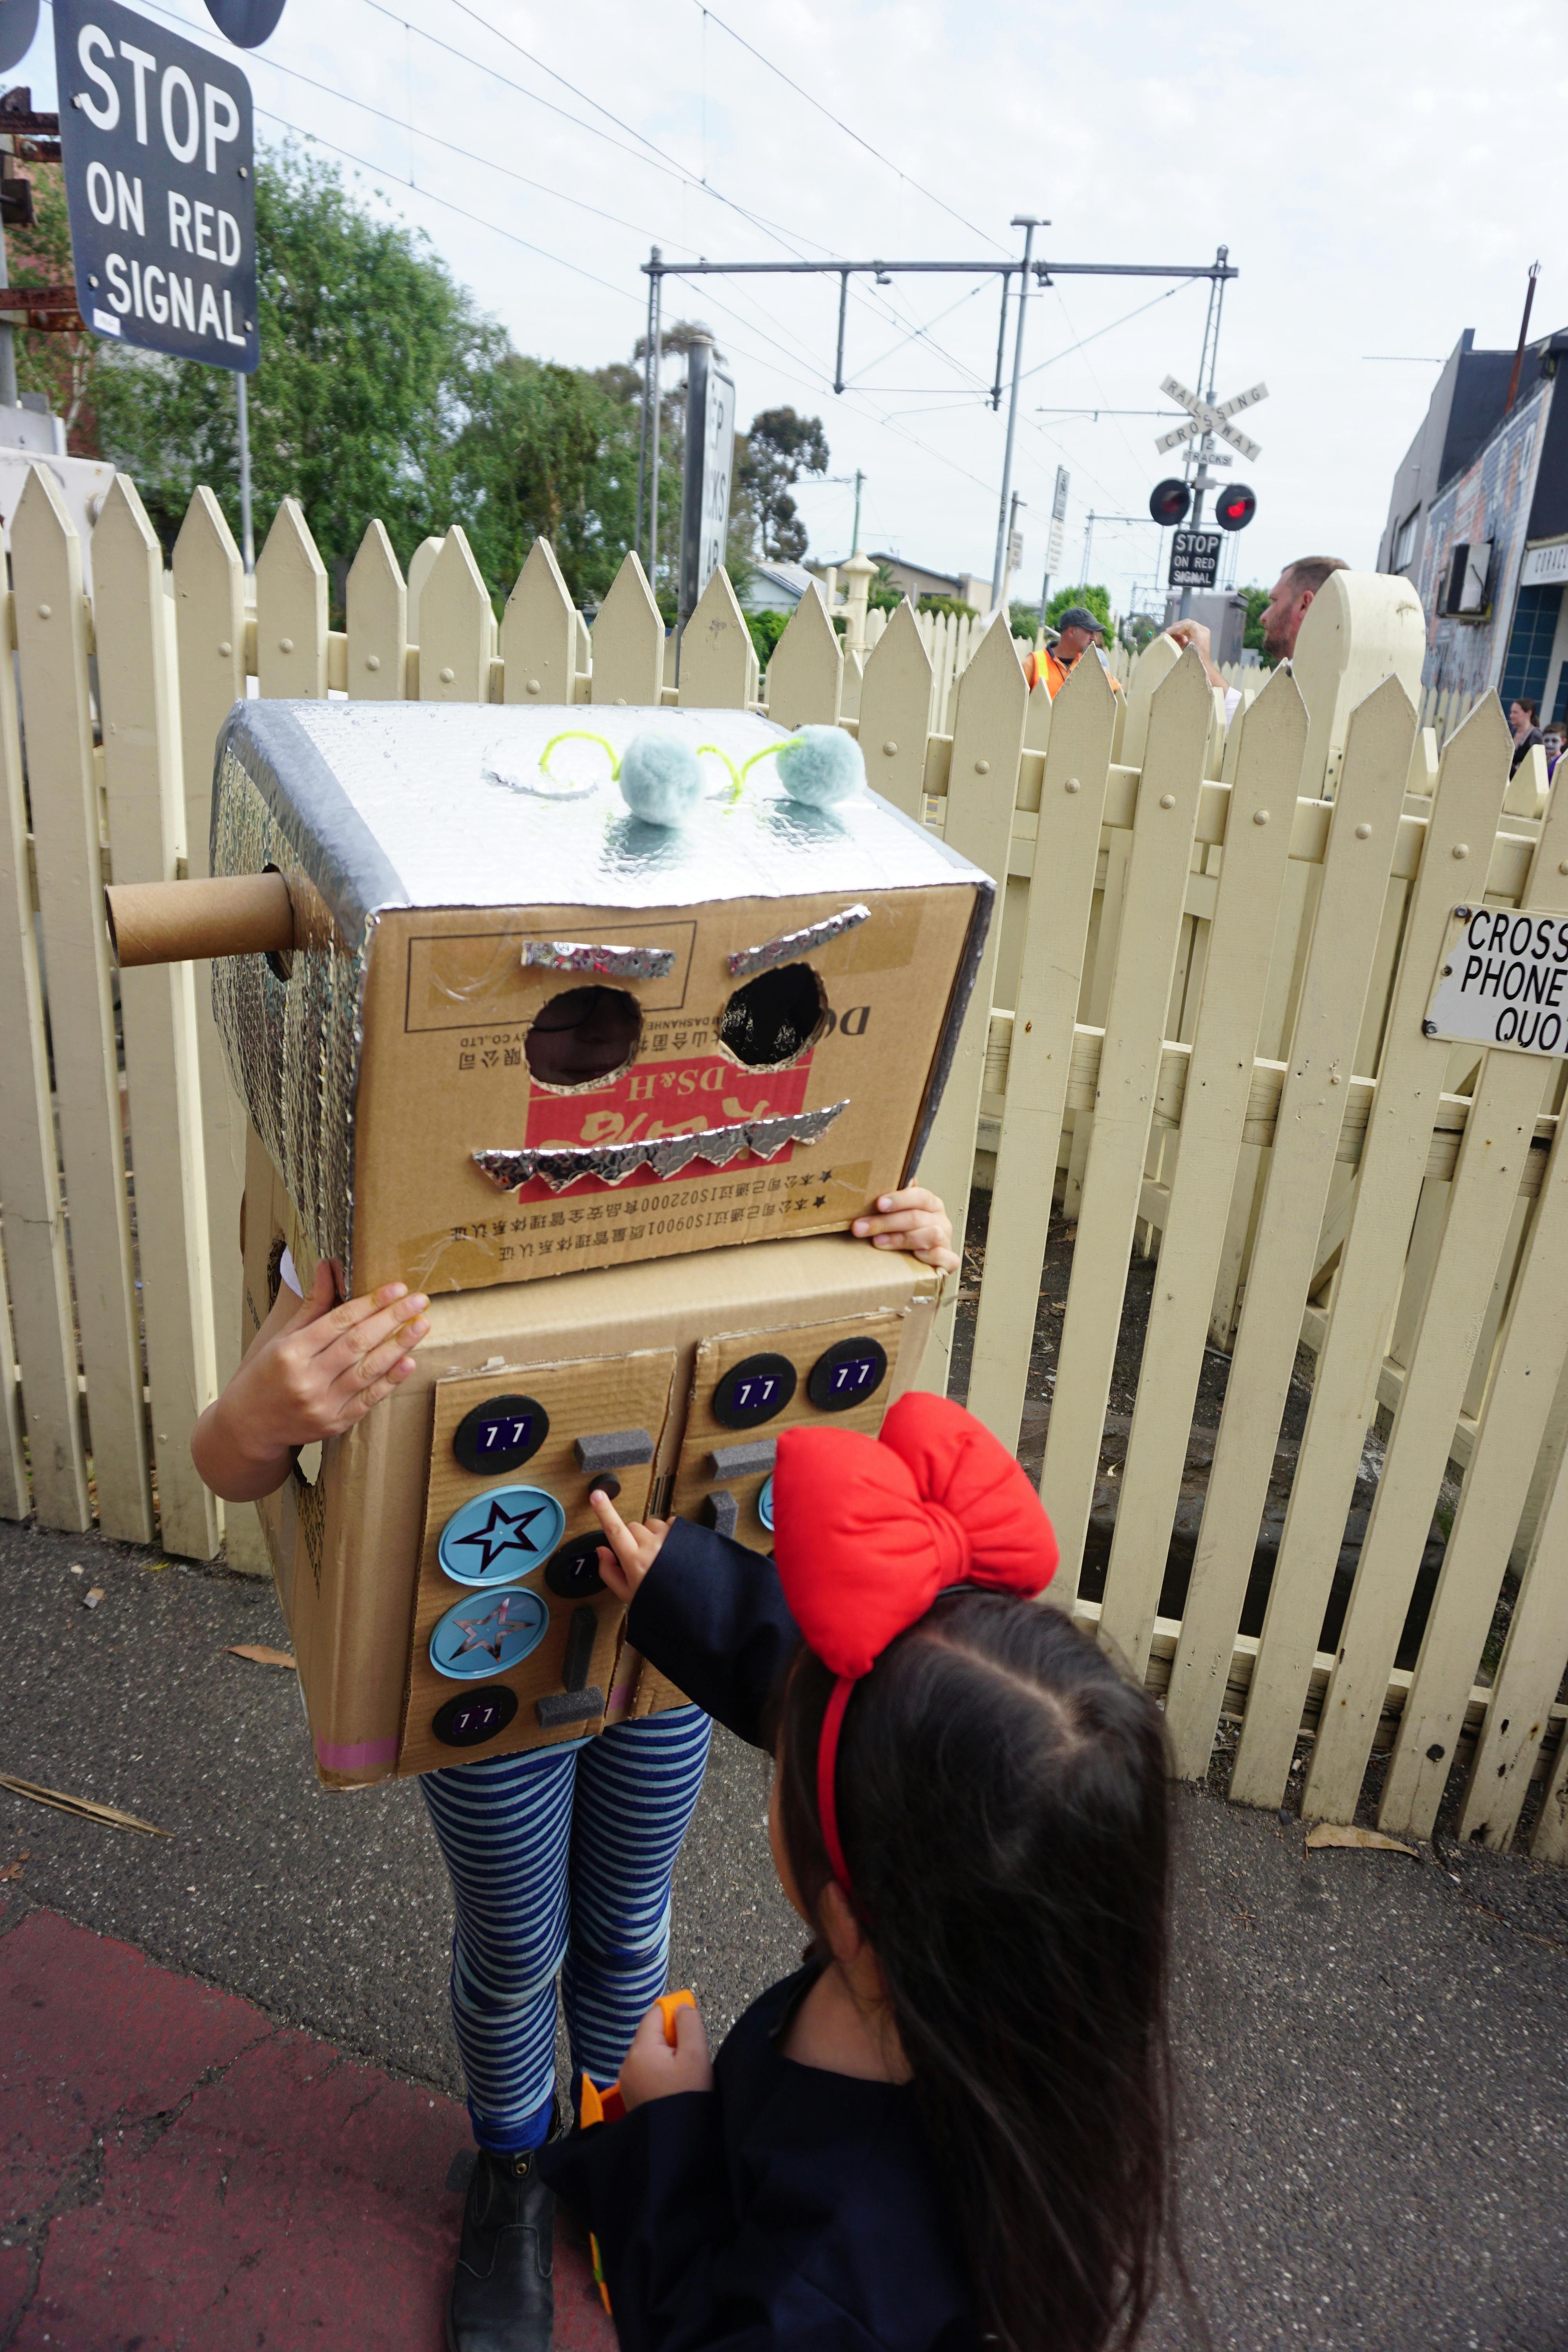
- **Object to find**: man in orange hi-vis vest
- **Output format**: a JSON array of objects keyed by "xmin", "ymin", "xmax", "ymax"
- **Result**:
[{"xmin": 1023, "ymin": 604, "xmax": 1119, "ymax": 698}]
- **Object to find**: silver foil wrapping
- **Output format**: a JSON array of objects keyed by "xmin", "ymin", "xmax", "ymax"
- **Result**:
[
  {"xmin": 728, "ymin": 904, "xmax": 870, "ymax": 980},
  {"xmin": 521, "ymin": 940, "xmax": 677, "ymax": 980},
  {"xmin": 470, "ymin": 1102, "xmax": 849, "ymax": 1195}
]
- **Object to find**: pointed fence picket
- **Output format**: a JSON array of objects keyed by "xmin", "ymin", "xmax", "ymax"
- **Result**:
[{"xmin": 4, "ymin": 471, "xmax": 1568, "ymax": 1863}]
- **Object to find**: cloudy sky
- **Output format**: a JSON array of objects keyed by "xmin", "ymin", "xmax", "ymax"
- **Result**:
[{"xmin": 20, "ymin": 0, "xmax": 1564, "ymax": 615}]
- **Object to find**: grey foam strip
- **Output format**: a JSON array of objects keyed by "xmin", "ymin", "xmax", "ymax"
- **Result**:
[
  {"xmin": 701, "ymin": 1490, "xmax": 740, "ymax": 1539},
  {"xmin": 535, "ymin": 1687, "xmax": 606, "ymax": 1729},
  {"xmin": 574, "ymin": 1429, "xmax": 655, "ymax": 1474},
  {"xmin": 709, "ymin": 1439, "xmax": 777, "ymax": 1480}
]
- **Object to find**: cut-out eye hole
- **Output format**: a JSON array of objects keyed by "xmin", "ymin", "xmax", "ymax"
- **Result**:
[
  {"xmin": 263, "ymin": 862, "xmax": 294, "ymax": 982},
  {"xmin": 717, "ymin": 963, "xmax": 824, "ymax": 1069},
  {"xmin": 525, "ymin": 985, "xmax": 641, "ymax": 1089}
]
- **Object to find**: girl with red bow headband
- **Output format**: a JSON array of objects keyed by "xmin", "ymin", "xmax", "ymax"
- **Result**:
[{"xmin": 541, "ymin": 1392, "xmax": 1184, "ymax": 2352}]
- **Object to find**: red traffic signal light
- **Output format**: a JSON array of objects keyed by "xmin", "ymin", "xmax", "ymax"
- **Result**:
[
  {"xmin": 1149, "ymin": 478, "xmax": 1191, "ymax": 527},
  {"xmin": 1216, "ymin": 484, "xmax": 1257, "ymax": 532}
]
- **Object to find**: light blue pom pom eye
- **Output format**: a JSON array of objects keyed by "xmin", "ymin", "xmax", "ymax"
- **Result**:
[
  {"xmin": 618, "ymin": 733, "xmax": 705, "ymax": 826},
  {"xmin": 774, "ymin": 725, "xmax": 866, "ymax": 809}
]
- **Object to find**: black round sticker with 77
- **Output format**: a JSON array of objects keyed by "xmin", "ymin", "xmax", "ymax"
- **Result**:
[
  {"xmin": 712, "ymin": 1352, "xmax": 798, "ymax": 1430},
  {"xmin": 452, "ymin": 1394, "xmax": 549, "ymax": 1477},
  {"xmin": 807, "ymin": 1336, "xmax": 888, "ymax": 1413},
  {"xmin": 431, "ymin": 1684, "xmax": 519, "ymax": 1749}
]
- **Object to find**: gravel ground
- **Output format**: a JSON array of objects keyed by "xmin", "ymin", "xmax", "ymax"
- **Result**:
[{"xmin": 2, "ymin": 1511, "xmax": 1567, "ymax": 2348}]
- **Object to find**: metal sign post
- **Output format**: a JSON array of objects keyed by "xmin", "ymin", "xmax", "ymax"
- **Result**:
[{"xmin": 677, "ymin": 331, "xmax": 736, "ymax": 628}]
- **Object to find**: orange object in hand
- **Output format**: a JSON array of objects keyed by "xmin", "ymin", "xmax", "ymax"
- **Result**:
[
  {"xmin": 582, "ymin": 1992, "xmax": 697, "ymax": 2318},
  {"xmin": 578, "ymin": 1988, "xmax": 696, "ymax": 2129}
]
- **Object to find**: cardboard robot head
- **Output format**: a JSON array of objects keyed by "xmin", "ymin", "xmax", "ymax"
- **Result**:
[{"xmin": 211, "ymin": 700, "xmax": 992, "ymax": 1297}]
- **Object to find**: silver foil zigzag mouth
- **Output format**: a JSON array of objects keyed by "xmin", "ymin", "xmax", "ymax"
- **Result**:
[{"xmin": 472, "ymin": 1100, "xmax": 849, "ymax": 1194}]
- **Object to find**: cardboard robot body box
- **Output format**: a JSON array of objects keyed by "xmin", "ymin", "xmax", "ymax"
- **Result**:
[{"xmin": 213, "ymin": 700, "xmax": 992, "ymax": 1787}]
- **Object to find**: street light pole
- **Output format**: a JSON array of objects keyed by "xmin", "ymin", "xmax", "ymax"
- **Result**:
[{"xmin": 990, "ymin": 215, "xmax": 1041, "ymax": 613}]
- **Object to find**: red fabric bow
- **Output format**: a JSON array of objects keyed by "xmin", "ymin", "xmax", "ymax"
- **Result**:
[{"xmin": 773, "ymin": 1392, "xmax": 1059, "ymax": 1679}]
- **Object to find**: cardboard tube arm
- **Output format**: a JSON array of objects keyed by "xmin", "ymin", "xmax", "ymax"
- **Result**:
[{"xmin": 105, "ymin": 873, "xmax": 297, "ymax": 968}]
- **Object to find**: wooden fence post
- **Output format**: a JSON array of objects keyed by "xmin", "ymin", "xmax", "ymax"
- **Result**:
[
  {"xmin": 1162, "ymin": 676, "xmax": 1417, "ymax": 1780},
  {"xmin": 856, "ymin": 601, "xmax": 932, "ymax": 821},
  {"xmin": 908, "ymin": 615, "xmax": 1028, "ymax": 1392},
  {"xmin": 1035, "ymin": 650, "xmax": 1213, "ymax": 1587},
  {"xmin": 345, "ymin": 520, "xmax": 407, "ymax": 700},
  {"xmin": 1228, "ymin": 697, "xmax": 1513, "ymax": 1811},
  {"xmin": 964, "ymin": 652, "xmax": 1117, "ymax": 1444},
  {"xmin": 678, "ymin": 568, "xmax": 756, "ymax": 708},
  {"xmin": 94, "ymin": 476, "xmax": 221, "ymax": 1559},
  {"xmin": 13, "ymin": 463, "xmax": 152, "ymax": 1542},
  {"xmin": 0, "ymin": 547, "xmax": 89, "ymax": 1527},
  {"xmin": 1302, "ymin": 775, "xmax": 1568, "ymax": 1824},
  {"xmin": 256, "ymin": 498, "xmax": 328, "ymax": 698},
  {"xmin": 591, "ymin": 552, "xmax": 663, "ymax": 706},
  {"xmin": 764, "ymin": 583, "xmax": 842, "ymax": 729},
  {"xmin": 1097, "ymin": 669, "xmax": 1307, "ymax": 1675},
  {"xmin": 419, "ymin": 525, "xmax": 493, "ymax": 702},
  {"xmin": 171, "ymin": 486, "xmax": 255, "ymax": 1562},
  {"xmin": 501, "ymin": 539, "xmax": 576, "ymax": 706}
]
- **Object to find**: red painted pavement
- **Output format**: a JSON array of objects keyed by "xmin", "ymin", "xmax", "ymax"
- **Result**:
[{"xmin": 0, "ymin": 1906, "xmax": 615, "ymax": 2350}]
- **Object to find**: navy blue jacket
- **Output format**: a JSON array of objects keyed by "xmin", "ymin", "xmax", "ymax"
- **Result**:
[{"xmin": 538, "ymin": 1520, "xmax": 976, "ymax": 2352}]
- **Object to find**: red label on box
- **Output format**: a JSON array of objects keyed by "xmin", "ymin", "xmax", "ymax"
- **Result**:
[{"xmin": 514, "ymin": 1052, "xmax": 814, "ymax": 1202}]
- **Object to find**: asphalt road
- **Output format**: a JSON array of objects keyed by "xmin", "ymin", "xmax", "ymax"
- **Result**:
[{"xmin": 2, "ymin": 1514, "xmax": 1566, "ymax": 2351}]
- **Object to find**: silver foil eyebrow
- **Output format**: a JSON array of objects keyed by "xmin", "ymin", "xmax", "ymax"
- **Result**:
[
  {"xmin": 727, "ymin": 903, "xmax": 869, "ymax": 981},
  {"xmin": 472, "ymin": 1100, "xmax": 848, "ymax": 1195},
  {"xmin": 523, "ymin": 941, "xmax": 676, "ymax": 980}
]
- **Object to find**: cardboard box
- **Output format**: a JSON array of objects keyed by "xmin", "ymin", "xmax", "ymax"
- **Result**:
[
  {"xmin": 244, "ymin": 1127, "xmax": 941, "ymax": 1787},
  {"xmin": 212, "ymin": 701, "xmax": 990, "ymax": 1297}
]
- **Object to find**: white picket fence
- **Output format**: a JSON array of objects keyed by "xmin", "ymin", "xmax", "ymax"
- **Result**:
[{"xmin": 3, "ymin": 462, "xmax": 1567, "ymax": 1866}]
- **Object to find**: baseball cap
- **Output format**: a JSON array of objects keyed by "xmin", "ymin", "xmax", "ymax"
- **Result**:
[{"xmin": 1053, "ymin": 605, "xmax": 1104, "ymax": 635}]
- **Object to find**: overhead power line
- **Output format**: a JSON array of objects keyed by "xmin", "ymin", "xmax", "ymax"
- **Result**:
[{"xmin": 691, "ymin": 2, "xmax": 1007, "ymax": 255}]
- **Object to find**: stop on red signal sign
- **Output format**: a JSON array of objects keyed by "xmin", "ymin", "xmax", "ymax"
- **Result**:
[{"xmin": 1216, "ymin": 483, "xmax": 1257, "ymax": 531}]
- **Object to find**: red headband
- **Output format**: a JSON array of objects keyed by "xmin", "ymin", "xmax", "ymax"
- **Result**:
[{"xmin": 773, "ymin": 1393, "xmax": 1058, "ymax": 1897}]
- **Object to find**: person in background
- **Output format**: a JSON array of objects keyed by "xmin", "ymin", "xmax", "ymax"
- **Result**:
[
  {"xmin": 1025, "ymin": 604, "xmax": 1108, "ymax": 697},
  {"xmin": 1541, "ymin": 723, "xmax": 1563, "ymax": 780},
  {"xmin": 1167, "ymin": 554, "xmax": 1350, "ymax": 724},
  {"xmin": 1509, "ymin": 696, "xmax": 1544, "ymax": 777}
]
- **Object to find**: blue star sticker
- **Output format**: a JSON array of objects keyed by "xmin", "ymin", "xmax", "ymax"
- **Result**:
[{"xmin": 452, "ymin": 1496, "xmax": 550, "ymax": 1576}]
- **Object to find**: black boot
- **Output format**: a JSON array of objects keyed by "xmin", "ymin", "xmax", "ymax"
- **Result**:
[{"xmin": 446, "ymin": 2141, "xmax": 555, "ymax": 2352}]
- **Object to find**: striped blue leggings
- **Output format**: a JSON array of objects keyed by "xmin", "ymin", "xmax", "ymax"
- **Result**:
[{"xmin": 420, "ymin": 1706, "xmax": 712, "ymax": 2154}]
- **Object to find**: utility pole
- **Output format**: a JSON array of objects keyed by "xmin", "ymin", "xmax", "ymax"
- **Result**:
[
  {"xmin": 851, "ymin": 467, "xmax": 864, "ymax": 557},
  {"xmin": 998, "ymin": 487, "xmax": 1023, "ymax": 614},
  {"xmin": 990, "ymin": 215, "xmax": 1040, "ymax": 612},
  {"xmin": 644, "ymin": 249, "xmax": 664, "ymax": 593},
  {"xmin": 235, "ymin": 373, "xmax": 254, "ymax": 572},
  {"xmin": 1178, "ymin": 243, "xmax": 1228, "ymax": 621},
  {"xmin": 635, "ymin": 243, "xmax": 659, "ymax": 559}
]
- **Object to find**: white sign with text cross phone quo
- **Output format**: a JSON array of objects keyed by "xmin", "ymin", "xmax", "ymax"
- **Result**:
[{"xmin": 1425, "ymin": 903, "xmax": 1568, "ymax": 1058}]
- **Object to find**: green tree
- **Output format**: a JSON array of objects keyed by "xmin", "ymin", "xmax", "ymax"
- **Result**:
[
  {"xmin": 735, "ymin": 408, "xmax": 828, "ymax": 562},
  {"xmin": 91, "ymin": 146, "xmax": 499, "ymax": 581},
  {"xmin": 1239, "ymin": 583, "xmax": 1274, "ymax": 661},
  {"xmin": 918, "ymin": 593, "xmax": 976, "ymax": 621},
  {"xmin": 1008, "ymin": 600, "xmax": 1041, "ymax": 641},
  {"xmin": 1044, "ymin": 582, "xmax": 1113, "ymax": 637},
  {"xmin": 452, "ymin": 356, "xmax": 639, "ymax": 608},
  {"xmin": 745, "ymin": 606, "xmax": 790, "ymax": 668},
  {"xmin": 6, "ymin": 166, "xmax": 100, "ymax": 444}
]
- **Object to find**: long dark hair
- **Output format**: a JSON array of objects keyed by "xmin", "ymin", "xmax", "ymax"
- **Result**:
[{"xmin": 774, "ymin": 1590, "xmax": 1180, "ymax": 2352}]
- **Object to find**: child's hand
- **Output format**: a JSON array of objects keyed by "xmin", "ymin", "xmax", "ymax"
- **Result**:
[
  {"xmin": 191, "ymin": 1262, "xmax": 429, "ymax": 1501},
  {"xmin": 617, "ymin": 1996, "xmax": 713, "ymax": 2109},
  {"xmin": 589, "ymin": 1487, "xmax": 672, "ymax": 1604},
  {"xmin": 851, "ymin": 1187, "xmax": 958, "ymax": 1275}
]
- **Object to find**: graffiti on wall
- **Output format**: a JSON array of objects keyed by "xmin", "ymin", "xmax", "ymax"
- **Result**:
[{"xmin": 1417, "ymin": 382, "xmax": 1552, "ymax": 699}]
